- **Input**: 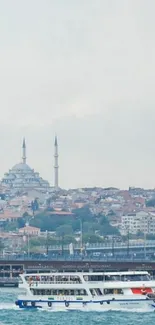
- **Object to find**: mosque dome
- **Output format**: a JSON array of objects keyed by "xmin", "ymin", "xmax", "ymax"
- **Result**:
[
  {"xmin": 12, "ymin": 163, "xmax": 32, "ymax": 171},
  {"xmin": 1, "ymin": 138, "xmax": 50, "ymax": 192}
]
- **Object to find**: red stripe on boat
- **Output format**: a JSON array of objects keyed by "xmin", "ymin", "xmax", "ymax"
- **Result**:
[{"xmin": 131, "ymin": 288, "xmax": 153, "ymax": 294}]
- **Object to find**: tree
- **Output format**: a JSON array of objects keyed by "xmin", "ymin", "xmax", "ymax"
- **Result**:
[
  {"xmin": 83, "ymin": 222, "xmax": 100, "ymax": 233},
  {"xmin": 136, "ymin": 231, "xmax": 144, "ymax": 239},
  {"xmin": 4, "ymin": 221, "xmax": 19, "ymax": 232},
  {"xmin": 62, "ymin": 235, "xmax": 76, "ymax": 244},
  {"xmin": 73, "ymin": 206, "xmax": 93, "ymax": 223},
  {"xmin": 31, "ymin": 198, "xmax": 39, "ymax": 214},
  {"xmin": 146, "ymin": 198, "xmax": 155, "ymax": 207},
  {"xmin": 99, "ymin": 216, "xmax": 120, "ymax": 236},
  {"xmin": 83, "ymin": 233, "xmax": 103, "ymax": 243},
  {"xmin": 47, "ymin": 236, "xmax": 59, "ymax": 246},
  {"xmin": 56, "ymin": 225, "xmax": 73, "ymax": 237},
  {"xmin": 18, "ymin": 217, "xmax": 26, "ymax": 229},
  {"xmin": 146, "ymin": 233, "xmax": 155, "ymax": 240},
  {"xmin": 30, "ymin": 210, "xmax": 73, "ymax": 231},
  {"xmin": 29, "ymin": 238, "xmax": 43, "ymax": 248}
]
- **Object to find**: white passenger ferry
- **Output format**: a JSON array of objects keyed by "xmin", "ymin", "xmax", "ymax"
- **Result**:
[{"xmin": 15, "ymin": 271, "xmax": 155, "ymax": 311}]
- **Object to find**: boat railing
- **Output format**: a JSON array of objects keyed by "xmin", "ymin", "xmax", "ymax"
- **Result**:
[
  {"xmin": 86, "ymin": 278, "xmax": 152, "ymax": 283},
  {"xmin": 30, "ymin": 280, "xmax": 81, "ymax": 285},
  {"xmin": 85, "ymin": 279, "xmax": 122, "ymax": 283},
  {"xmin": 19, "ymin": 294, "xmax": 88, "ymax": 300}
]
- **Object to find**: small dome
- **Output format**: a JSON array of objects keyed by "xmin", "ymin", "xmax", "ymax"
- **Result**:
[{"xmin": 12, "ymin": 163, "xmax": 32, "ymax": 171}]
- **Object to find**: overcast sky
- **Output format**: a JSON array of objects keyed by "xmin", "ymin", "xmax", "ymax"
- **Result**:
[{"xmin": 0, "ymin": 0, "xmax": 155, "ymax": 189}]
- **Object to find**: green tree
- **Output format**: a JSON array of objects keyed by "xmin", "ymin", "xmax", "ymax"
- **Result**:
[
  {"xmin": 136, "ymin": 231, "xmax": 144, "ymax": 239},
  {"xmin": 56, "ymin": 225, "xmax": 73, "ymax": 237},
  {"xmin": 47, "ymin": 236, "xmax": 59, "ymax": 246},
  {"xmin": 146, "ymin": 198, "xmax": 155, "ymax": 207},
  {"xmin": 29, "ymin": 236, "xmax": 48, "ymax": 248},
  {"xmin": 29, "ymin": 238, "xmax": 42, "ymax": 248},
  {"xmin": 62, "ymin": 235, "xmax": 76, "ymax": 244},
  {"xmin": 83, "ymin": 222, "xmax": 100, "ymax": 233},
  {"xmin": 4, "ymin": 221, "xmax": 18, "ymax": 231},
  {"xmin": 30, "ymin": 210, "xmax": 73, "ymax": 231},
  {"xmin": 83, "ymin": 233, "xmax": 103, "ymax": 243},
  {"xmin": 146, "ymin": 233, "xmax": 155, "ymax": 240},
  {"xmin": 73, "ymin": 206, "xmax": 93, "ymax": 223},
  {"xmin": 99, "ymin": 216, "xmax": 120, "ymax": 236}
]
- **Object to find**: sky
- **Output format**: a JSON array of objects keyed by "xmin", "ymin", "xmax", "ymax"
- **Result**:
[{"xmin": 0, "ymin": 0, "xmax": 155, "ymax": 189}]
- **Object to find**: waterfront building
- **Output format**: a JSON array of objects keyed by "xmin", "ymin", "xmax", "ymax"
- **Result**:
[{"xmin": 121, "ymin": 211, "xmax": 155, "ymax": 235}]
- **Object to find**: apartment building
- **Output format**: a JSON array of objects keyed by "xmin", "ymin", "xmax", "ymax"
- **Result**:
[{"xmin": 121, "ymin": 211, "xmax": 155, "ymax": 235}]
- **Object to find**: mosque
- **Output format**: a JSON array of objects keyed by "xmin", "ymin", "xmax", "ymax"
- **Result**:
[{"xmin": 1, "ymin": 136, "xmax": 59, "ymax": 193}]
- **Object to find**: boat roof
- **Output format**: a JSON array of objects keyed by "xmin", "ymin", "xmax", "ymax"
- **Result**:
[{"xmin": 21, "ymin": 271, "xmax": 149, "ymax": 277}]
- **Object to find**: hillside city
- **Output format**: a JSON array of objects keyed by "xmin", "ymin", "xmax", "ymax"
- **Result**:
[{"xmin": 0, "ymin": 137, "xmax": 155, "ymax": 258}]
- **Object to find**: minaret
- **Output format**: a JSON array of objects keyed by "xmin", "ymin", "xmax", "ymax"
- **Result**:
[
  {"xmin": 22, "ymin": 137, "xmax": 26, "ymax": 164},
  {"xmin": 54, "ymin": 135, "xmax": 59, "ymax": 189}
]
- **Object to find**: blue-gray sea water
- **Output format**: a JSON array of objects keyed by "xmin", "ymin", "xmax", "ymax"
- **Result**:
[{"xmin": 0, "ymin": 288, "xmax": 154, "ymax": 325}]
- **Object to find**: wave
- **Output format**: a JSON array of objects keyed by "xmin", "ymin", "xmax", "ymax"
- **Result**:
[
  {"xmin": 0, "ymin": 303, "xmax": 153, "ymax": 313},
  {"xmin": 0, "ymin": 303, "xmax": 20, "ymax": 310},
  {"xmin": 38, "ymin": 306, "xmax": 154, "ymax": 313}
]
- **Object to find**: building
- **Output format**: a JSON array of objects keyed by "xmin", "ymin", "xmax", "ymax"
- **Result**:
[
  {"xmin": 19, "ymin": 225, "xmax": 40, "ymax": 236},
  {"xmin": 0, "ymin": 209, "xmax": 21, "ymax": 223},
  {"xmin": 121, "ymin": 211, "xmax": 155, "ymax": 235},
  {"xmin": 1, "ymin": 139, "xmax": 50, "ymax": 192}
]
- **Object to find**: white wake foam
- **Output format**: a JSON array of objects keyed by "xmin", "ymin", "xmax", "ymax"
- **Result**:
[
  {"xmin": 38, "ymin": 306, "xmax": 154, "ymax": 313},
  {"xmin": 0, "ymin": 303, "xmax": 153, "ymax": 313},
  {"xmin": 0, "ymin": 303, "xmax": 20, "ymax": 310}
]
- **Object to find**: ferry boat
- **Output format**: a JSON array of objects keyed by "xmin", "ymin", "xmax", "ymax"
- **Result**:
[{"xmin": 15, "ymin": 270, "xmax": 155, "ymax": 311}]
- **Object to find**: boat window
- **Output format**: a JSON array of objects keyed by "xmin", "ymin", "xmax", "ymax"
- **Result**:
[
  {"xmin": 121, "ymin": 274, "xmax": 150, "ymax": 281},
  {"xmin": 84, "ymin": 275, "xmax": 104, "ymax": 282},
  {"xmin": 31, "ymin": 289, "xmax": 88, "ymax": 296},
  {"xmin": 141, "ymin": 274, "xmax": 150, "ymax": 281},
  {"xmin": 84, "ymin": 274, "xmax": 150, "ymax": 282},
  {"xmin": 104, "ymin": 289, "xmax": 123, "ymax": 295},
  {"xmin": 54, "ymin": 276, "xmax": 81, "ymax": 283},
  {"xmin": 26, "ymin": 275, "xmax": 82, "ymax": 284},
  {"xmin": 31, "ymin": 289, "xmax": 53, "ymax": 295},
  {"xmin": 105, "ymin": 275, "xmax": 120, "ymax": 281}
]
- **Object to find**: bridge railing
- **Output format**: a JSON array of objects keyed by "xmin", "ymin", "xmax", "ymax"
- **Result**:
[
  {"xmin": 0, "ymin": 255, "xmax": 154, "ymax": 262},
  {"xmin": 42, "ymin": 240, "xmax": 155, "ymax": 250}
]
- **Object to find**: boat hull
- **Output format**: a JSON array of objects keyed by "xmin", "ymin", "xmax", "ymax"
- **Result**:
[{"xmin": 15, "ymin": 298, "xmax": 155, "ymax": 311}]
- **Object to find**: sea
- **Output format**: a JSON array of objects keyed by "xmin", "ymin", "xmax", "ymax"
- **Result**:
[{"xmin": 0, "ymin": 288, "xmax": 154, "ymax": 325}]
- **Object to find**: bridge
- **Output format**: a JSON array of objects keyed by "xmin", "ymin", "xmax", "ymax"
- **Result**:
[
  {"xmin": 0, "ymin": 257, "xmax": 155, "ymax": 272},
  {"xmin": 43, "ymin": 240, "xmax": 155, "ymax": 258},
  {"xmin": 0, "ymin": 257, "xmax": 155, "ymax": 286},
  {"xmin": 45, "ymin": 240, "xmax": 155, "ymax": 252}
]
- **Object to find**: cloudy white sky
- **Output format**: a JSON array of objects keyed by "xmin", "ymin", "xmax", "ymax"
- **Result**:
[{"xmin": 0, "ymin": 0, "xmax": 155, "ymax": 189}]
